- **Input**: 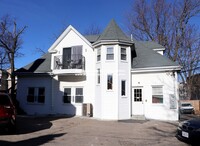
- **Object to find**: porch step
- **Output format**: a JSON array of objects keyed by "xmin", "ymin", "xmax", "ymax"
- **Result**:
[{"xmin": 131, "ymin": 115, "xmax": 146, "ymax": 120}]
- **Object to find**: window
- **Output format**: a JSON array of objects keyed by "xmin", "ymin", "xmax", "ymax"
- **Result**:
[
  {"xmin": 134, "ymin": 89, "xmax": 142, "ymax": 102},
  {"xmin": 152, "ymin": 86, "xmax": 163, "ymax": 103},
  {"xmin": 106, "ymin": 47, "xmax": 114, "ymax": 60},
  {"xmin": 97, "ymin": 48, "xmax": 101, "ymax": 61},
  {"xmin": 121, "ymin": 80, "xmax": 126, "ymax": 96},
  {"xmin": 38, "ymin": 88, "xmax": 45, "ymax": 103},
  {"xmin": 97, "ymin": 69, "xmax": 100, "ymax": 84},
  {"xmin": 27, "ymin": 87, "xmax": 45, "ymax": 103},
  {"xmin": 121, "ymin": 48, "xmax": 127, "ymax": 60},
  {"xmin": 75, "ymin": 88, "xmax": 83, "ymax": 103},
  {"xmin": 107, "ymin": 75, "xmax": 113, "ymax": 90},
  {"xmin": 63, "ymin": 88, "xmax": 71, "ymax": 103}
]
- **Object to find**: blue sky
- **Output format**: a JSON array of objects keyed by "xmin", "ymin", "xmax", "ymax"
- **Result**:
[
  {"xmin": 0, "ymin": 0, "xmax": 133, "ymax": 69},
  {"xmin": 1, "ymin": 0, "xmax": 200, "ymax": 69}
]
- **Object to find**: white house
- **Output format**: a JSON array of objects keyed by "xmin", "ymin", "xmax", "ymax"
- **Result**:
[{"xmin": 16, "ymin": 20, "xmax": 181, "ymax": 121}]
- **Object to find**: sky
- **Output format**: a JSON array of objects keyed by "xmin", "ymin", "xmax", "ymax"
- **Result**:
[
  {"xmin": 0, "ymin": 0, "xmax": 133, "ymax": 69},
  {"xmin": 1, "ymin": 0, "xmax": 200, "ymax": 69}
]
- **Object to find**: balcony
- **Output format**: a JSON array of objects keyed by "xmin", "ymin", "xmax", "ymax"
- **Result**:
[{"xmin": 53, "ymin": 54, "xmax": 85, "ymax": 75}]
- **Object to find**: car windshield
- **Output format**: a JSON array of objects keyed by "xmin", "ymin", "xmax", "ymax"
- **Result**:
[
  {"xmin": 0, "ymin": 95, "xmax": 11, "ymax": 106},
  {"xmin": 181, "ymin": 103, "xmax": 192, "ymax": 107}
]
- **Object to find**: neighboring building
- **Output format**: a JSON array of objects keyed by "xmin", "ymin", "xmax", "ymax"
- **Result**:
[{"xmin": 15, "ymin": 20, "xmax": 181, "ymax": 121}]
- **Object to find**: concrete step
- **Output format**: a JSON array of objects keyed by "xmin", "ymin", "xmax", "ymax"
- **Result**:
[{"xmin": 132, "ymin": 115, "xmax": 146, "ymax": 120}]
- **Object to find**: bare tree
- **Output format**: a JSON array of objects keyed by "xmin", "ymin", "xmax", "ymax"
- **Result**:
[
  {"xmin": 126, "ymin": 0, "xmax": 200, "ymax": 99},
  {"xmin": 0, "ymin": 49, "xmax": 9, "ymax": 69},
  {"xmin": 84, "ymin": 24, "xmax": 101, "ymax": 35},
  {"xmin": 0, "ymin": 15, "xmax": 27, "ymax": 97}
]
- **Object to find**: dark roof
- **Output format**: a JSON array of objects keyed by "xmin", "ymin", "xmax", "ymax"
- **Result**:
[
  {"xmin": 84, "ymin": 35, "xmax": 100, "ymax": 43},
  {"xmin": 132, "ymin": 41, "xmax": 179, "ymax": 69},
  {"xmin": 16, "ymin": 53, "xmax": 51, "ymax": 74},
  {"xmin": 95, "ymin": 19, "xmax": 132, "ymax": 43},
  {"xmin": 137, "ymin": 41, "xmax": 165, "ymax": 50}
]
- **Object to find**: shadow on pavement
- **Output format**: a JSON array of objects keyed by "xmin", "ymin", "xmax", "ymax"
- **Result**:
[
  {"xmin": 0, "ymin": 115, "xmax": 73, "ymax": 135},
  {"xmin": 0, "ymin": 133, "xmax": 66, "ymax": 146}
]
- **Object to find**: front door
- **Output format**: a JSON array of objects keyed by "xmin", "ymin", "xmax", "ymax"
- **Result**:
[{"xmin": 132, "ymin": 87, "xmax": 144, "ymax": 116}]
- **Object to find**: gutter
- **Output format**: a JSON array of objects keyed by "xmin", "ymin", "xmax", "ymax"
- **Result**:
[{"xmin": 131, "ymin": 66, "xmax": 182, "ymax": 73}]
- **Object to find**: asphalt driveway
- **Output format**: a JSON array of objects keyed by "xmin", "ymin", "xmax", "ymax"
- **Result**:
[{"xmin": 0, "ymin": 115, "xmax": 189, "ymax": 146}]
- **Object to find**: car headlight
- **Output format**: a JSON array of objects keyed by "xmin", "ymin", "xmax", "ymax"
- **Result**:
[{"xmin": 178, "ymin": 122, "xmax": 183, "ymax": 127}]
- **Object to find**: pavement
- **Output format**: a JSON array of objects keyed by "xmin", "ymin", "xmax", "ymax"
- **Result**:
[{"xmin": 0, "ymin": 115, "xmax": 189, "ymax": 146}]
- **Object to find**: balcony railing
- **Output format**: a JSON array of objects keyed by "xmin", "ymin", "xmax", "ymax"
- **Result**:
[{"xmin": 54, "ymin": 54, "xmax": 85, "ymax": 70}]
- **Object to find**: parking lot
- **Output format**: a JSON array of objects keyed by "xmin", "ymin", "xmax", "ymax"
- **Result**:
[{"xmin": 0, "ymin": 115, "xmax": 191, "ymax": 146}]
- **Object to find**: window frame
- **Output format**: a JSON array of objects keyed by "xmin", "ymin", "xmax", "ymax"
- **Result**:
[
  {"xmin": 134, "ymin": 88, "xmax": 142, "ymax": 102},
  {"xmin": 106, "ymin": 47, "xmax": 114, "ymax": 60},
  {"xmin": 107, "ymin": 74, "xmax": 113, "ymax": 90},
  {"xmin": 121, "ymin": 80, "xmax": 126, "ymax": 97},
  {"xmin": 97, "ymin": 68, "xmax": 100, "ymax": 85},
  {"xmin": 121, "ymin": 47, "xmax": 127, "ymax": 61},
  {"xmin": 75, "ymin": 88, "xmax": 83, "ymax": 103},
  {"xmin": 97, "ymin": 48, "xmax": 101, "ymax": 62},
  {"xmin": 152, "ymin": 86, "xmax": 163, "ymax": 104},
  {"xmin": 27, "ymin": 87, "xmax": 45, "ymax": 104},
  {"xmin": 63, "ymin": 88, "xmax": 72, "ymax": 103}
]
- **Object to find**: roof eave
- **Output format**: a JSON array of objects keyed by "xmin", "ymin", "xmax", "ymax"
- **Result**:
[
  {"xmin": 131, "ymin": 66, "xmax": 182, "ymax": 73},
  {"xmin": 93, "ymin": 39, "xmax": 134, "ymax": 48}
]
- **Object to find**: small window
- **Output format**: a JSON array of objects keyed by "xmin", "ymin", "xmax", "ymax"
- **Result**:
[
  {"xmin": 75, "ymin": 88, "xmax": 83, "ymax": 103},
  {"xmin": 106, "ymin": 47, "xmax": 114, "ymax": 60},
  {"xmin": 134, "ymin": 89, "xmax": 142, "ymax": 102},
  {"xmin": 97, "ymin": 69, "xmax": 100, "ymax": 84},
  {"xmin": 121, "ymin": 48, "xmax": 127, "ymax": 60},
  {"xmin": 107, "ymin": 75, "xmax": 113, "ymax": 90},
  {"xmin": 27, "ymin": 87, "xmax": 35, "ymax": 102},
  {"xmin": 27, "ymin": 87, "xmax": 45, "ymax": 104},
  {"xmin": 121, "ymin": 80, "xmax": 126, "ymax": 96},
  {"xmin": 38, "ymin": 87, "xmax": 45, "ymax": 103},
  {"xmin": 63, "ymin": 88, "xmax": 71, "ymax": 103},
  {"xmin": 152, "ymin": 86, "xmax": 163, "ymax": 103},
  {"xmin": 97, "ymin": 48, "xmax": 101, "ymax": 61}
]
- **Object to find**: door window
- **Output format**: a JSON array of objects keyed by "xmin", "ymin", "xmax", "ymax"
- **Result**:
[{"xmin": 134, "ymin": 89, "xmax": 142, "ymax": 102}]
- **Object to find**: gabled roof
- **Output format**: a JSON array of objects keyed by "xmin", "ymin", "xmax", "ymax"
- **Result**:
[
  {"xmin": 48, "ymin": 25, "xmax": 92, "ymax": 53},
  {"xmin": 132, "ymin": 41, "xmax": 180, "ymax": 70},
  {"xmin": 15, "ymin": 53, "xmax": 51, "ymax": 74},
  {"xmin": 93, "ymin": 19, "xmax": 133, "ymax": 45}
]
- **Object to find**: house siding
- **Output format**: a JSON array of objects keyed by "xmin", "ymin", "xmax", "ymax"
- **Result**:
[
  {"xmin": 131, "ymin": 71, "xmax": 179, "ymax": 121},
  {"xmin": 16, "ymin": 75, "xmax": 52, "ymax": 115}
]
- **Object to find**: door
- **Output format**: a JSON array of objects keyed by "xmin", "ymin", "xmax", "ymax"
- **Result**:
[
  {"xmin": 132, "ymin": 87, "xmax": 144, "ymax": 115},
  {"xmin": 63, "ymin": 87, "xmax": 83, "ymax": 104}
]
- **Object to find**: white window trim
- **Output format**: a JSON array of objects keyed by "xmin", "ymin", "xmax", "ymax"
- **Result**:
[
  {"xmin": 106, "ymin": 46, "xmax": 114, "ymax": 61},
  {"xmin": 107, "ymin": 74, "xmax": 113, "ymax": 91},
  {"xmin": 121, "ymin": 80, "xmax": 127, "ymax": 97},
  {"xmin": 120, "ymin": 47, "xmax": 127, "ymax": 61},
  {"xmin": 97, "ymin": 48, "xmax": 101, "ymax": 62},
  {"xmin": 152, "ymin": 85, "xmax": 164, "ymax": 105}
]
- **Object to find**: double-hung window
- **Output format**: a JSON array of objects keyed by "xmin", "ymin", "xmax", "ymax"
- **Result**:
[
  {"xmin": 27, "ymin": 87, "xmax": 45, "ymax": 103},
  {"xmin": 106, "ymin": 47, "xmax": 114, "ymax": 60},
  {"xmin": 75, "ymin": 88, "xmax": 83, "ymax": 103},
  {"xmin": 97, "ymin": 48, "xmax": 101, "ymax": 61},
  {"xmin": 152, "ymin": 86, "xmax": 163, "ymax": 103},
  {"xmin": 121, "ymin": 48, "xmax": 127, "ymax": 60}
]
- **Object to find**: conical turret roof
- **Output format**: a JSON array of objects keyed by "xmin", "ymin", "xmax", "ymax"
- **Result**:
[{"xmin": 96, "ymin": 19, "xmax": 132, "ymax": 43}]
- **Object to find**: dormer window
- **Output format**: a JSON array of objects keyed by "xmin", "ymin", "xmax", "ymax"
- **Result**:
[
  {"xmin": 106, "ymin": 47, "xmax": 114, "ymax": 60},
  {"xmin": 121, "ymin": 48, "xmax": 127, "ymax": 60}
]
